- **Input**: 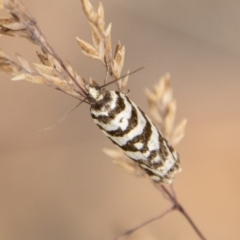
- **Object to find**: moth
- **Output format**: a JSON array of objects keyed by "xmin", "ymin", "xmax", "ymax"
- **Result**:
[
  {"xmin": 0, "ymin": 0, "xmax": 182, "ymax": 185},
  {"xmin": 84, "ymin": 79, "xmax": 182, "ymax": 184}
]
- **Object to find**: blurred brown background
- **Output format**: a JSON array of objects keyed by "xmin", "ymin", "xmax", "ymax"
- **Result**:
[{"xmin": 1, "ymin": 0, "xmax": 240, "ymax": 239}]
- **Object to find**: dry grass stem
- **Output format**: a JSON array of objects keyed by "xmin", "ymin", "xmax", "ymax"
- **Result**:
[
  {"xmin": 114, "ymin": 206, "xmax": 175, "ymax": 240},
  {"xmin": 103, "ymin": 148, "xmax": 146, "ymax": 177},
  {"xmin": 0, "ymin": 0, "xmax": 87, "ymax": 101},
  {"xmin": 145, "ymin": 73, "xmax": 187, "ymax": 146},
  {"xmin": 78, "ymin": 0, "xmax": 126, "ymax": 90},
  {"xmin": 0, "ymin": 0, "xmax": 207, "ymax": 239}
]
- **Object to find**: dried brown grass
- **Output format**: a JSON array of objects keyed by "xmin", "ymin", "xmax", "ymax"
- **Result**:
[{"xmin": 0, "ymin": 0, "xmax": 207, "ymax": 239}]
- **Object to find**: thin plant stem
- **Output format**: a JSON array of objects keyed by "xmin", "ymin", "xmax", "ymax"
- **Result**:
[
  {"xmin": 32, "ymin": 24, "xmax": 87, "ymax": 98},
  {"xmin": 113, "ymin": 206, "xmax": 175, "ymax": 240},
  {"xmin": 161, "ymin": 186, "xmax": 207, "ymax": 240},
  {"xmin": 113, "ymin": 184, "xmax": 207, "ymax": 240},
  {"xmin": 1, "ymin": 2, "xmax": 208, "ymax": 240}
]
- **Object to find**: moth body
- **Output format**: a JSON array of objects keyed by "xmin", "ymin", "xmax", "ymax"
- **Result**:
[{"xmin": 86, "ymin": 84, "xmax": 181, "ymax": 184}]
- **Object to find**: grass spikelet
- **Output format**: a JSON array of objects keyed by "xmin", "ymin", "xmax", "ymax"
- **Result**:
[{"xmin": 0, "ymin": 1, "xmax": 208, "ymax": 240}]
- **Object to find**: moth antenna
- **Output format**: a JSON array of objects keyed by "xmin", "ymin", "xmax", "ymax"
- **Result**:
[
  {"xmin": 98, "ymin": 66, "xmax": 144, "ymax": 89},
  {"xmin": 37, "ymin": 98, "xmax": 88, "ymax": 132}
]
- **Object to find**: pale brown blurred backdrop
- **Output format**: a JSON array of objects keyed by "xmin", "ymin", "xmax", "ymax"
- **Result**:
[{"xmin": 1, "ymin": 0, "xmax": 240, "ymax": 239}]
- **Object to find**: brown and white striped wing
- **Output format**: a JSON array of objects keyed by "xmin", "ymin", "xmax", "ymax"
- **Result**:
[{"xmin": 90, "ymin": 91, "xmax": 181, "ymax": 184}]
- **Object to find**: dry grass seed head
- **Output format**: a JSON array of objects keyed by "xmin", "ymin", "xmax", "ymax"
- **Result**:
[
  {"xmin": 0, "ymin": 0, "xmax": 186, "ymax": 179},
  {"xmin": 145, "ymin": 73, "xmax": 186, "ymax": 144},
  {"xmin": 103, "ymin": 148, "xmax": 146, "ymax": 177}
]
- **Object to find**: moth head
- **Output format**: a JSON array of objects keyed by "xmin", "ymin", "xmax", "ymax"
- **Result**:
[{"xmin": 85, "ymin": 78, "xmax": 104, "ymax": 102}]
